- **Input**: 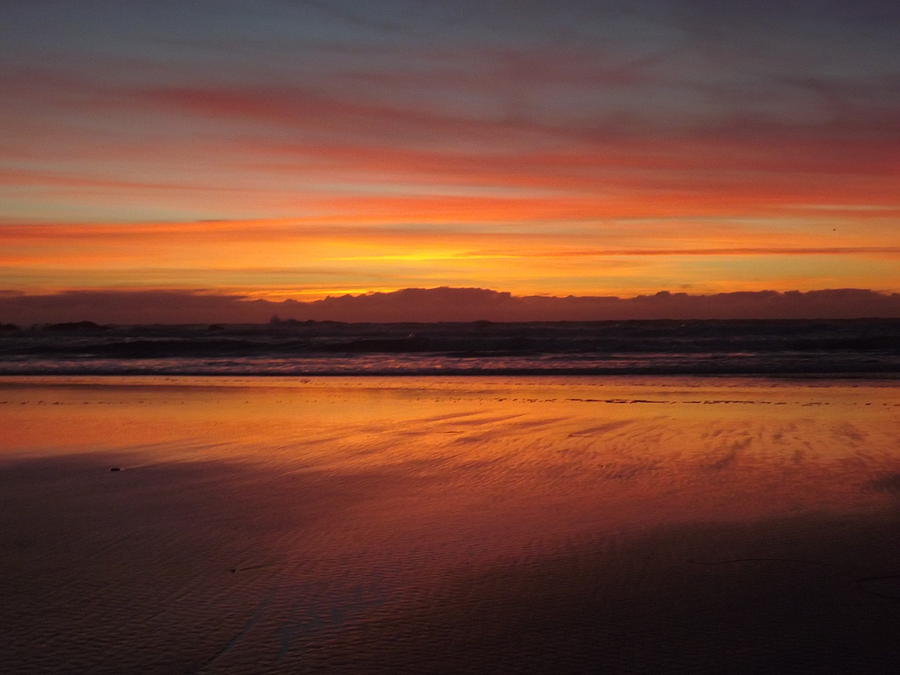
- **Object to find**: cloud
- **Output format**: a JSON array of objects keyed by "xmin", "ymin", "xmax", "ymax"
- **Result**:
[
  {"xmin": 5, "ymin": 34, "xmax": 900, "ymax": 225},
  {"xmin": 468, "ymin": 247, "xmax": 900, "ymax": 258},
  {"xmin": 3, "ymin": 2, "xmax": 899, "ymax": 303},
  {"xmin": 2, "ymin": 287, "xmax": 900, "ymax": 325}
]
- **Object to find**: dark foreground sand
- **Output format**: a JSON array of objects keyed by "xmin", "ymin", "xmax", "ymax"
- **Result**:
[{"xmin": 1, "ymin": 376, "xmax": 899, "ymax": 673}]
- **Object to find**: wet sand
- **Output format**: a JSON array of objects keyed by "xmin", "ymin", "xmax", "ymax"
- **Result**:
[{"xmin": 2, "ymin": 376, "xmax": 899, "ymax": 673}]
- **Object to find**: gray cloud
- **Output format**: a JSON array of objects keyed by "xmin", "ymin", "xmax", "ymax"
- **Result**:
[{"xmin": 3, "ymin": 287, "xmax": 900, "ymax": 325}]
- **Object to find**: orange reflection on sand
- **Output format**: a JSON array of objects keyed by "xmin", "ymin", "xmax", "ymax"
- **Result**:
[
  {"xmin": 2, "ymin": 376, "xmax": 900, "ymax": 671},
  {"xmin": 3, "ymin": 376, "xmax": 898, "ymax": 538}
]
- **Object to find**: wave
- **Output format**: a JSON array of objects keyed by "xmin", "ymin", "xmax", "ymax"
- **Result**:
[{"xmin": 2, "ymin": 319, "xmax": 899, "ymax": 376}]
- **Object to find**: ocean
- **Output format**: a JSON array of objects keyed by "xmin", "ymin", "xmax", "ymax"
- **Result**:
[{"xmin": 2, "ymin": 318, "xmax": 899, "ymax": 376}]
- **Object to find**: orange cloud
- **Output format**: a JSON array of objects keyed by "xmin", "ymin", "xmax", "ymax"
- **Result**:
[{"xmin": 3, "ymin": 58, "xmax": 900, "ymax": 299}]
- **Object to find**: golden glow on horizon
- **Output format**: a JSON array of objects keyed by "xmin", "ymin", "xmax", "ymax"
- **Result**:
[{"xmin": 2, "ymin": 210, "xmax": 899, "ymax": 301}]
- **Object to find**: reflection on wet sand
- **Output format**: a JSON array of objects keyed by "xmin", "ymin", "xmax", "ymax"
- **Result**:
[{"xmin": 1, "ymin": 376, "xmax": 899, "ymax": 672}]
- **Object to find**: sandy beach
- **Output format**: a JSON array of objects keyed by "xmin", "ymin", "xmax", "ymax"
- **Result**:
[{"xmin": 2, "ymin": 376, "xmax": 899, "ymax": 673}]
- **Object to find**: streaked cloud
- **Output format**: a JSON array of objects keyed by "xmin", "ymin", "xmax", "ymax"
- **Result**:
[{"xmin": 1, "ymin": 1, "xmax": 899, "ymax": 304}]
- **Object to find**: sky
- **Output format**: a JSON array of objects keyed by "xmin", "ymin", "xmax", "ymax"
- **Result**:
[{"xmin": 2, "ymin": 1, "xmax": 900, "ymax": 320}]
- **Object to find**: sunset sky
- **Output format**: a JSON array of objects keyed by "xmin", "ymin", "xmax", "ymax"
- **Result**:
[{"xmin": 2, "ymin": 1, "xmax": 900, "ymax": 316}]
